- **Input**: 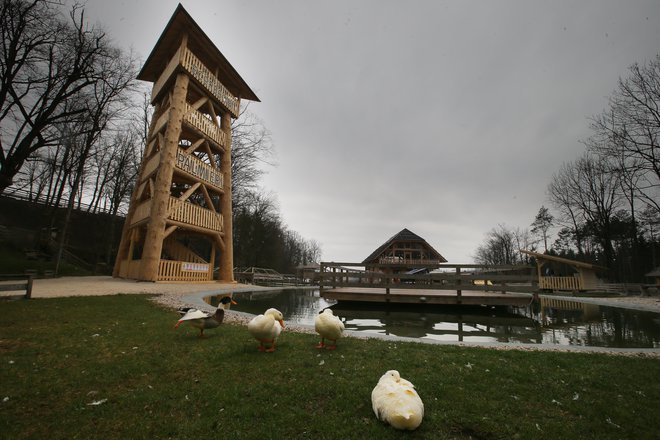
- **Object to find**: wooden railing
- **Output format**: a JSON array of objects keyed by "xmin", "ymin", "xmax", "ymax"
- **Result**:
[
  {"xmin": 539, "ymin": 276, "xmax": 581, "ymax": 291},
  {"xmin": 319, "ymin": 262, "xmax": 537, "ymax": 294},
  {"xmin": 116, "ymin": 258, "xmax": 212, "ymax": 281},
  {"xmin": 183, "ymin": 103, "xmax": 227, "ymax": 148},
  {"xmin": 0, "ymin": 274, "xmax": 33, "ymax": 299},
  {"xmin": 167, "ymin": 196, "xmax": 223, "ymax": 233},
  {"xmin": 175, "ymin": 150, "xmax": 223, "ymax": 192},
  {"xmin": 376, "ymin": 257, "xmax": 443, "ymax": 266},
  {"xmin": 159, "ymin": 259, "xmax": 211, "ymax": 282},
  {"xmin": 150, "ymin": 47, "xmax": 239, "ymax": 118},
  {"xmin": 180, "ymin": 48, "xmax": 239, "ymax": 117}
]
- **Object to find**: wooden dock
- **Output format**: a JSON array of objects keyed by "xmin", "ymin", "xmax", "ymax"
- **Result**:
[
  {"xmin": 318, "ymin": 262, "xmax": 537, "ymax": 307},
  {"xmin": 321, "ymin": 287, "xmax": 533, "ymax": 307}
]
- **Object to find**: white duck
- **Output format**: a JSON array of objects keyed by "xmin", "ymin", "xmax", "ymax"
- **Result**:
[
  {"xmin": 247, "ymin": 308, "xmax": 285, "ymax": 352},
  {"xmin": 371, "ymin": 370, "xmax": 424, "ymax": 430},
  {"xmin": 174, "ymin": 296, "xmax": 236, "ymax": 337},
  {"xmin": 314, "ymin": 308, "xmax": 344, "ymax": 350}
]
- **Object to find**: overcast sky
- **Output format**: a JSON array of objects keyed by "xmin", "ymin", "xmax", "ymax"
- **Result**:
[{"xmin": 84, "ymin": 0, "xmax": 659, "ymax": 263}]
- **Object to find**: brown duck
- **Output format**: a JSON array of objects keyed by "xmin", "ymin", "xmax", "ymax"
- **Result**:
[{"xmin": 174, "ymin": 296, "xmax": 236, "ymax": 337}]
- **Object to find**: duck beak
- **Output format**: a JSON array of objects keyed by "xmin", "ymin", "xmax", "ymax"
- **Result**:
[
  {"xmin": 174, "ymin": 321, "xmax": 182, "ymax": 329},
  {"xmin": 279, "ymin": 319, "xmax": 285, "ymax": 329},
  {"xmin": 231, "ymin": 299, "xmax": 238, "ymax": 305}
]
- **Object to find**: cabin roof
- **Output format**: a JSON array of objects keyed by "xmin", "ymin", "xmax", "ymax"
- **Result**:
[
  {"xmin": 137, "ymin": 3, "xmax": 260, "ymax": 102},
  {"xmin": 520, "ymin": 249, "xmax": 607, "ymax": 271},
  {"xmin": 362, "ymin": 228, "xmax": 447, "ymax": 264}
]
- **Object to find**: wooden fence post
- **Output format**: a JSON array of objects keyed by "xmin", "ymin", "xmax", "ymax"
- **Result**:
[
  {"xmin": 25, "ymin": 275, "xmax": 33, "ymax": 299},
  {"xmin": 456, "ymin": 267, "xmax": 462, "ymax": 304}
]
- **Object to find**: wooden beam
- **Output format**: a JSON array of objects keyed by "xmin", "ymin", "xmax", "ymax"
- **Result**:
[
  {"xmin": 190, "ymin": 96, "xmax": 207, "ymax": 111},
  {"xmin": 206, "ymin": 100, "xmax": 218, "ymax": 122},
  {"xmin": 165, "ymin": 219, "xmax": 225, "ymax": 238},
  {"xmin": 213, "ymin": 233, "xmax": 225, "ymax": 252},
  {"xmin": 185, "ymin": 138, "xmax": 205, "ymax": 154},
  {"xmin": 163, "ymin": 225, "xmax": 178, "ymax": 239},
  {"xmin": 167, "ymin": 182, "xmax": 201, "ymax": 217},
  {"xmin": 200, "ymin": 184, "xmax": 216, "ymax": 213},
  {"xmin": 147, "ymin": 178, "xmax": 154, "ymax": 198}
]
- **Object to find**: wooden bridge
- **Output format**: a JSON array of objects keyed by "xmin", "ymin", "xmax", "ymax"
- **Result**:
[{"xmin": 319, "ymin": 262, "xmax": 536, "ymax": 307}]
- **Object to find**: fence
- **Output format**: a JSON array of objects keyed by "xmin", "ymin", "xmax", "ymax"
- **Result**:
[{"xmin": 318, "ymin": 262, "xmax": 537, "ymax": 294}]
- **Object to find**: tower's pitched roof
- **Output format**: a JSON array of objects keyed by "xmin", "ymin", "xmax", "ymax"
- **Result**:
[{"xmin": 137, "ymin": 3, "xmax": 260, "ymax": 102}]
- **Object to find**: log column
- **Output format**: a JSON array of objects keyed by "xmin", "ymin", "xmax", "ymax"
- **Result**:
[
  {"xmin": 140, "ymin": 72, "xmax": 189, "ymax": 281},
  {"xmin": 217, "ymin": 110, "xmax": 234, "ymax": 282}
]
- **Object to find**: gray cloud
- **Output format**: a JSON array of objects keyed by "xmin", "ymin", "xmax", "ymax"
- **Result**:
[{"xmin": 85, "ymin": 0, "xmax": 660, "ymax": 262}]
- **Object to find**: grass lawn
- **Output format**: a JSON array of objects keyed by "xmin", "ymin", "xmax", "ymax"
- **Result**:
[{"xmin": 1, "ymin": 295, "xmax": 659, "ymax": 439}]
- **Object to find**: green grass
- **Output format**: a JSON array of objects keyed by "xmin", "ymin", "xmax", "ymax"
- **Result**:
[{"xmin": 1, "ymin": 295, "xmax": 659, "ymax": 439}]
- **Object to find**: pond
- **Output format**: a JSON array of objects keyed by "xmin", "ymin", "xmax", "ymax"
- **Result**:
[{"xmin": 205, "ymin": 288, "xmax": 660, "ymax": 348}]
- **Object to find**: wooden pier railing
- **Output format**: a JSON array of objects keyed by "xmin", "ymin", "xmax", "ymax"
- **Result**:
[
  {"xmin": 539, "ymin": 275, "xmax": 580, "ymax": 291},
  {"xmin": 318, "ymin": 262, "xmax": 537, "ymax": 295}
]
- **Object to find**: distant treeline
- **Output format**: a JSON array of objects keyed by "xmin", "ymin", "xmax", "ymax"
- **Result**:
[{"xmin": 474, "ymin": 56, "xmax": 660, "ymax": 283}]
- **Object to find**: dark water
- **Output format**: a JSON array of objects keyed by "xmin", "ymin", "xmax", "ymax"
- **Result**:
[{"xmin": 206, "ymin": 288, "xmax": 660, "ymax": 348}]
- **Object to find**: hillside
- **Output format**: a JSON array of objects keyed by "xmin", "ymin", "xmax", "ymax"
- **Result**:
[{"xmin": 0, "ymin": 196, "xmax": 125, "ymax": 275}]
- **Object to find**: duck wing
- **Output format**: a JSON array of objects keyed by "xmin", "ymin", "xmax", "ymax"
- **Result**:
[
  {"xmin": 316, "ymin": 313, "xmax": 344, "ymax": 339},
  {"xmin": 178, "ymin": 309, "xmax": 211, "ymax": 322},
  {"xmin": 248, "ymin": 314, "xmax": 279, "ymax": 340}
]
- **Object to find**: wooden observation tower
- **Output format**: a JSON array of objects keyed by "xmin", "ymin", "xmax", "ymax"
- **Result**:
[{"xmin": 113, "ymin": 4, "xmax": 259, "ymax": 282}]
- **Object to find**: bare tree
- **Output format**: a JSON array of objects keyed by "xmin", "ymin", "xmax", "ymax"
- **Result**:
[
  {"xmin": 548, "ymin": 161, "xmax": 587, "ymax": 255},
  {"xmin": 586, "ymin": 56, "xmax": 660, "ymax": 215},
  {"xmin": 53, "ymin": 45, "xmax": 136, "ymax": 272},
  {"xmin": 548, "ymin": 154, "xmax": 623, "ymax": 268},
  {"xmin": 231, "ymin": 105, "xmax": 275, "ymax": 213},
  {"xmin": 530, "ymin": 206, "xmax": 554, "ymax": 252},
  {"xmin": 474, "ymin": 224, "xmax": 518, "ymax": 265},
  {"xmin": 0, "ymin": 0, "xmax": 124, "ymax": 194}
]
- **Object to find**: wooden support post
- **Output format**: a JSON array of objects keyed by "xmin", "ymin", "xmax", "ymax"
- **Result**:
[
  {"xmin": 385, "ymin": 274, "xmax": 391, "ymax": 301},
  {"xmin": 456, "ymin": 267, "xmax": 462, "ymax": 304},
  {"xmin": 217, "ymin": 110, "xmax": 234, "ymax": 282},
  {"xmin": 25, "ymin": 275, "xmax": 33, "ymax": 299},
  {"xmin": 141, "ymin": 72, "xmax": 189, "ymax": 281},
  {"xmin": 209, "ymin": 242, "xmax": 216, "ymax": 280}
]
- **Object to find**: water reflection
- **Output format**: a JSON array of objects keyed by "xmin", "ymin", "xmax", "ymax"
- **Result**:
[{"xmin": 206, "ymin": 289, "xmax": 660, "ymax": 348}]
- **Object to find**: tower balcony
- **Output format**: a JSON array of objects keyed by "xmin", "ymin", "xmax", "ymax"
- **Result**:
[
  {"xmin": 151, "ymin": 47, "xmax": 240, "ymax": 118},
  {"xmin": 175, "ymin": 150, "xmax": 224, "ymax": 192},
  {"xmin": 183, "ymin": 103, "xmax": 227, "ymax": 149},
  {"xmin": 129, "ymin": 196, "xmax": 223, "ymax": 235}
]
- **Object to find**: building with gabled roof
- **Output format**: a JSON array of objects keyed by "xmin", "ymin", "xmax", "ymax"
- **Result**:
[{"xmin": 362, "ymin": 228, "xmax": 447, "ymax": 274}]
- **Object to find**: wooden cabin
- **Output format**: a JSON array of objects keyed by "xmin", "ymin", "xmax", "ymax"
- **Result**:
[
  {"xmin": 112, "ymin": 4, "xmax": 259, "ymax": 282},
  {"xmin": 520, "ymin": 250, "xmax": 606, "ymax": 291},
  {"xmin": 362, "ymin": 228, "xmax": 447, "ymax": 275}
]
